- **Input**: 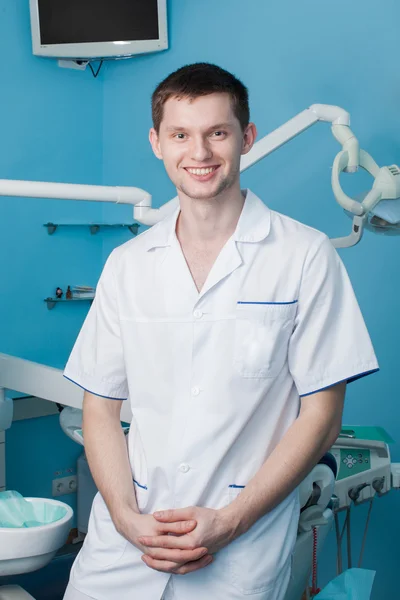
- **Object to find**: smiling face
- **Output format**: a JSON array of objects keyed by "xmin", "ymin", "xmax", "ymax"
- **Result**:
[{"xmin": 149, "ymin": 93, "xmax": 256, "ymax": 201}]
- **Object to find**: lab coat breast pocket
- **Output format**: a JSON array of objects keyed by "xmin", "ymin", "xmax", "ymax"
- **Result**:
[{"xmin": 234, "ymin": 302, "xmax": 297, "ymax": 378}]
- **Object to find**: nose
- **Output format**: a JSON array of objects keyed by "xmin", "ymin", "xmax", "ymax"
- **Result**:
[{"xmin": 190, "ymin": 136, "xmax": 213, "ymax": 162}]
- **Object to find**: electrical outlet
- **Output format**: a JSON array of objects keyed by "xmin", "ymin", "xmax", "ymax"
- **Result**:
[{"xmin": 52, "ymin": 475, "xmax": 78, "ymax": 497}]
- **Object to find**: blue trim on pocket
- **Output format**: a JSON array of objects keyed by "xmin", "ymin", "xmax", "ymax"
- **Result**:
[
  {"xmin": 228, "ymin": 484, "xmax": 245, "ymax": 489},
  {"xmin": 63, "ymin": 375, "xmax": 128, "ymax": 401},
  {"xmin": 299, "ymin": 368, "xmax": 379, "ymax": 398},
  {"xmin": 133, "ymin": 478, "xmax": 148, "ymax": 490},
  {"xmin": 237, "ymin": 300, "xmax": 298, "ymax": 305}
]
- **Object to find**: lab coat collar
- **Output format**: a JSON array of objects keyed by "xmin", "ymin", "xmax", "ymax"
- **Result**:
[
  {"xmin": 142, "ymin": 201, "xmax": 180, "ymax": 251},
  {"xmin": 143, "ymin": 189, "xmax": 271, "ymax": 251},
  {"xmin": 233, "ymin": 189, "xmax": 271, "ymax": 243}
]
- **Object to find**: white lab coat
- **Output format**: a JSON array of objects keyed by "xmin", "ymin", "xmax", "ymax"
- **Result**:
[{"xmin": 63, "ymin": 190, "xmax": 378, "ymax": 600}]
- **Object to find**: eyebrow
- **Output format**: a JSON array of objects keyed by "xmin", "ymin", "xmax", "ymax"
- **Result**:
[{"xmin": 165, "ymin": 122, "xmax": 233, "ymax": 132}]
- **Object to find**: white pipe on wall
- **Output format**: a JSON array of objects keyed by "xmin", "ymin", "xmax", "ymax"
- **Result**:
[{"xmin": 0, "ymin": 179, "xmax": 151, "ymax": 206}]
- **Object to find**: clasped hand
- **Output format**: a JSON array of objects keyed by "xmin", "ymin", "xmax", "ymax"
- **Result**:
[{"xmin": 129, "ymin": 506, "xmax": 235, "ymax": 575}]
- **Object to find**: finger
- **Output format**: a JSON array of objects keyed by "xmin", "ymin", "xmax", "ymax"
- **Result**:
[
  {"xmin": 142, "ymin": 546, "xmax": 208, "ymax": 563},
  {"xmin": 139, "ymin": 534, "xmax": 202, "ymax": 551},
  {"xmin": 157, "ymin": 520, "xmax": 197, "ymax": 536},
  {"xmin": 141, "ymin": 555, "xmax": 180, "ymax": 573},
  {"xmin": 175, "ymin": 554, "xmax": 214, "ymax": 575},
  {"xmin": 141, "ymin": 553, "xmax": 213, "ymax": 575},
  {"xmin": 153, "ymin": 508, "xmax": 195, "ymax": 522}
]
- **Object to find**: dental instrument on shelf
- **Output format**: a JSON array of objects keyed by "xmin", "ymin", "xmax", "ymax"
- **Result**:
[{"xmin": 1, "ymin": 104, "xmax": 400, "ymax": 247}]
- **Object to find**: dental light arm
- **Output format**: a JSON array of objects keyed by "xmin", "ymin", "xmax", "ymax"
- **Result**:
[
  {"xmin": 135, "ymin": 104, "xmax": 360, "ymax": 227},
  {"xmin": 239, "ymin": 103, "xmax": 357, "ymax": 172}
]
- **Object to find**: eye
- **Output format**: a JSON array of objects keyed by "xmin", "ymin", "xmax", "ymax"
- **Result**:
[
  {"xmin": 211, "ymin": 131, "xmax": 227, "ymax": 138},
  {"xmin": 174, "ymin": 133, "xmax": 187, "ymax": 140}
]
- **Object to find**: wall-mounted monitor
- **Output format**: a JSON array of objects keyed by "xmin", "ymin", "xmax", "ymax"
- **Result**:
[{"xmin": 29, "ymin": 0, "xmax": 168, "ymax": 60}]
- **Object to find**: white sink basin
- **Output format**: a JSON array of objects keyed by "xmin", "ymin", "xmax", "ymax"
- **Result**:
[{"xmin": 0, "ymin": 498, "xmax": 73, "ymax": 576}]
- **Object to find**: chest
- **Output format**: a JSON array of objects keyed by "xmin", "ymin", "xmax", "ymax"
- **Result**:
[
  {"xmin": 180, "ymin": 243, "xmax": 225, "ymax": 292},
  {"xmin": 118, "ymin": 240, "xmax": 303, "ymax": 325}
]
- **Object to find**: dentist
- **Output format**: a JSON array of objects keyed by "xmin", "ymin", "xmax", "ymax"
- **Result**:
[{"xmin": 63, "ymin": 63, "xmax": 378, "ymax": 600}]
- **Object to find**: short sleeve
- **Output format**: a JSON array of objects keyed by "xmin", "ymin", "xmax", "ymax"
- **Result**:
[
  {"xmin": 288, "ymin": 235, "xmax": 379, "ymax": 397},
  {"xmin": 63, "ymin": 251, "xmax": 128, "ymax": 400}
]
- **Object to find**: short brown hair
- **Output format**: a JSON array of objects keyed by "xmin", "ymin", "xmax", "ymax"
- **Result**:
[{"xmin": 151, "ymin": 63, "xmax": 250, "ymax": 133}]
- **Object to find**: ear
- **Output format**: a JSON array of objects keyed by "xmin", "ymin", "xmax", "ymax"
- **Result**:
[
  {"xmin": 241, "ymin": 122, "xmax": 257, "ymax": 156},
  {"xmin": 149, "ymin": 128, "xmax": 163, "ymax": 160}
]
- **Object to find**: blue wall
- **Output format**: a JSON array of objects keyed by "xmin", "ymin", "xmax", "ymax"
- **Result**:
[
  {"xmin": 101, "ymin": 0, "xmax": 400, "ymax": 596},
  {"xmin": 0, "ymin": 0, "xmax": 105, "ymax": 521}
]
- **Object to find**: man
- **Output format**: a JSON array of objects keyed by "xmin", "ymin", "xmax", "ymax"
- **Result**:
[{"xmin": 63, "ymin": 63, "xmax": 378, "ymax": 600}]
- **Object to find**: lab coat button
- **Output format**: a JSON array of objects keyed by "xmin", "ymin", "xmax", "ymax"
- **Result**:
[
  {"xmin": 179, "ymin": 463, "xmax": 190, "ymax": 473},
  {"xmin": 193, "ymin": 309, "xmax": 203, "ymax": 319},
  {"xmin": 191, "ymin": 387, "xmax": 200, "ymax": 396}
]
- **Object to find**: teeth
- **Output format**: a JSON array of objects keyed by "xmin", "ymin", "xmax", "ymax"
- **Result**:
[{"xmin": 187, "ymin": 167, "xmax": 216, "ymax": 175}]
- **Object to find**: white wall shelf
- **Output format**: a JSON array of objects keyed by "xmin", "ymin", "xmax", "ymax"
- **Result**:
[
  {"xmin": 43, "ymin": 222, "xmax": 139, "ymax": 235},
  {"xmin": 44, "ymin": 297, "xmax": 94, "ymax": 310}
]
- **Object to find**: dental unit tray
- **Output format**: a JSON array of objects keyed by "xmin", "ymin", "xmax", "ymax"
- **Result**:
[{"xmin": 339, "ymin": 426, "xmax": 394, "ymax": 444}]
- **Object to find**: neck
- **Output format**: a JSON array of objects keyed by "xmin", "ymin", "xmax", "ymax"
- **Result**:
[{"xmin": 176, "ymin": 184, "xmax": 245, "ymax": 247}]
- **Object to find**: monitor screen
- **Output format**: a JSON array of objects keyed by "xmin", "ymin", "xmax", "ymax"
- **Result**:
[{"xmin": 38, "ymin": 0, "xmax": 159, "ymax": 45}]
